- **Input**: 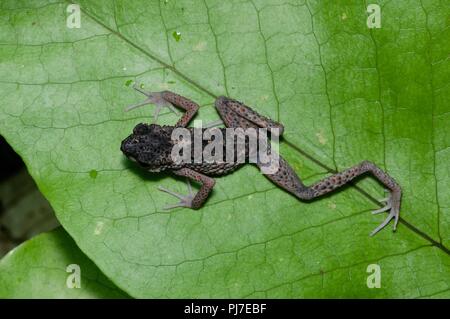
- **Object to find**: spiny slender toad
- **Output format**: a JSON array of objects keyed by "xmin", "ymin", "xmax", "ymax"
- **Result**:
[{"xmin": 121, "ymin": 84, "xmax": 401, "ymax": 236}]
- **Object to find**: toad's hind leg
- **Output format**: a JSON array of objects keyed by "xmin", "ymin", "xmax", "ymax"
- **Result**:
[
  {"xmin": 264, "ymin": 159, "xmax": 401, "ymax": 236},
  {"xmin": 212, "ymin": 95, "xmax": 401, "ymax": 235},
  {"xmin": 215, "ymin": 96, "xmax": 284, "ymax": 135}
]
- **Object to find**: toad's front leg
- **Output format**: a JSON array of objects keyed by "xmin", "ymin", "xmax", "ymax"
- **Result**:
[
  {"xmin": 126, "ymin": 84, "xmax": 199, "ymax": 127},
  {"xmin": 158, "ymin": 168, "xmax": 215, "ymax": 209}
]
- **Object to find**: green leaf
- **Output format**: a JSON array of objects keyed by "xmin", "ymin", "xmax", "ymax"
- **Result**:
[
  {"xmin": 0, "ymin": 228, "xmax": 128, "ymax": 298},
  {"xmin": 0, "ymin": 0, "xmax": 449, "ymax": 298}
]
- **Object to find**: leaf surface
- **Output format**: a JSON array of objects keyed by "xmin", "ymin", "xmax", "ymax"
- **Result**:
[
  {"xmin": 0, "ymin": 0, "xmax": 449, "ymax": 298},
  {"xmin": 0, "ymin": 228, "xmax": 128, "ymax": 298}
]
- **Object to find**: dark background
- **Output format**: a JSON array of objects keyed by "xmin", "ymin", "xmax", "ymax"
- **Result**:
[{"xmin": 0, "ymin": 135, "xmax": 59, "ymax": 257}]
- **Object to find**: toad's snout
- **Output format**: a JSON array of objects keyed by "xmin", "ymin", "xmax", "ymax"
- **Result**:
[{"xmin": 121, "ymin": 135, "xmax": 137, "ymax": 156}]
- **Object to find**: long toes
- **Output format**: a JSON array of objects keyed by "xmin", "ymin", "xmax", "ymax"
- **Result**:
[
  {"xmin": 393, "ymin": 209, "xmax": 400, "ymax": 230},
  {"xmin": 185, "ymin": 179, "xmax": 193, "ymax": 195},
  {"xmin": 391, "ymin": 195, "xmax": 401, "ymax": 231},
  {"xmin": 153, "ymin": 104, "xmax": 163, "ymax": 122},
  {"xmin": 132, "ymin": 83, "xmax": 151, "ymax": 96},
  {"xmin": 166, "ymin": 102, "xmax": 179, "ymax": 115},
  {"xmin": 162, "ymin": 196, "xmax": 193, "ymax": 210},
  {"xmin": 372, "ymin": 204, "xmax": 391, "ymax": 215},
  {"xmin": 124, "ymin": 99, "xmax": 151, "ymax": 112},
  {"xmin": 370, "ymin": 212, "xmax": 395, "ymax": 237},
  {"xmin": 153, "ymin": 101, "xmax": 174, "ymax": 119},
  {"xmin": 163, "ymin": 202, "xmax": 185, "ymax": 210},
  {"xmin": 158, "ymin": 186, "xmax": 184, "ymax": 199},
  {"xmin": 378, "ymin": 197, "xmax": 390, "ymax": 203},
  {"xmin": 393, "ymin": 215, "xmax": 399, "ymax": 230}
]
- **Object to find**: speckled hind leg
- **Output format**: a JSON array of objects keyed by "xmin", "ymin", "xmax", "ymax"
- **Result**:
[
  {"xmin": 215, "ymin": 96, "xmax": 284, "ymax": 135},
  {"xmin": 158, "ymin": 168, "xmax": 215, "ymax": 209},
  {"xmin": 213, "ymin": 95, "xmax": 401, "ymax": 236},
  {"xmin": 267, "ymin": 160, "xmax": 401, "ymax": 236},
  {"xmin": 125, "ymin": 84, "xmax": 199, "ymax": 127}
]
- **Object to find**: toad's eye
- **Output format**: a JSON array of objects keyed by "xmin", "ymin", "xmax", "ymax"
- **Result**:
[{"xmin": 133, "ymin": 123, "xmax": 149, "ymax": 135}]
